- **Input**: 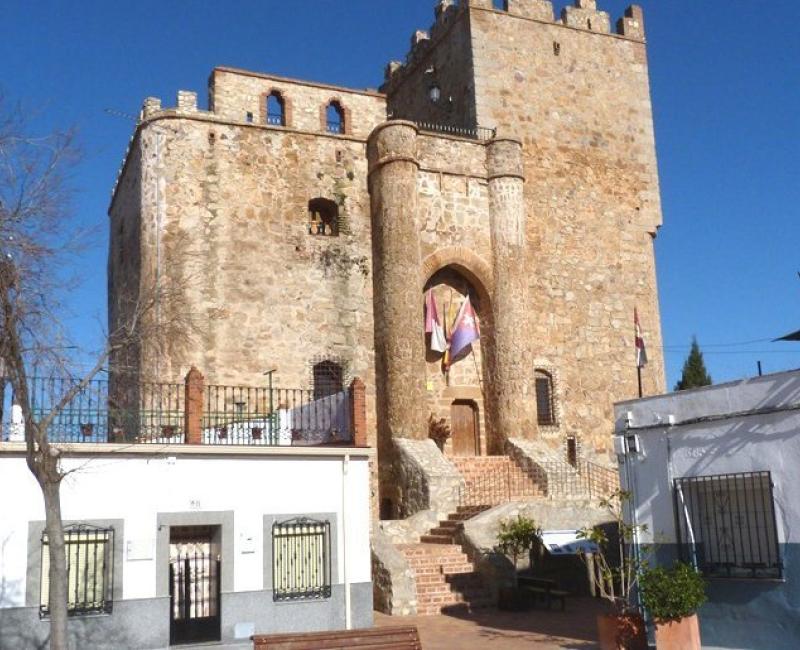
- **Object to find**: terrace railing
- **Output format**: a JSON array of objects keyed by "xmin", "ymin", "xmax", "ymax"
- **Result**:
[
  {"xmin": 413, "ymin": 120, "xmax": 496, "ymax": 141},
  {"xmin": 0, "ymin": 369, "xmax": 367, "ymax": 448}
]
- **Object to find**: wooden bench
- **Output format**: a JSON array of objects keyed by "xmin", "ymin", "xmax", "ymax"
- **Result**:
[
  {"xmin": 252, "ymin": 625, "xmax": 422, "ymax": 650},
  {"xmin": 518, "ymin": 576, "xmax": 569, "ymax": 611}
]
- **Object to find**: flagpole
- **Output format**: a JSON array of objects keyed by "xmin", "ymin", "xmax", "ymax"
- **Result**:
[{"xmin": 637, "ymin": 366, "xmax": 643, "ymax": 399}]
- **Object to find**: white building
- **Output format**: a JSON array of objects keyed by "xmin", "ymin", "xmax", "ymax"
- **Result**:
[
  {"xmin": 614, "ymin": 369, "xmax": 800, "ymax": 650},
  {"xmin": 0, "ymin": 443, "xmax": 374, "ymax": 649}
]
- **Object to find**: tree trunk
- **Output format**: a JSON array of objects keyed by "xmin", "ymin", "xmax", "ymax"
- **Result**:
[{"xmin": 41, "ymin": 477, "xmax": 69, "ymax": 650}]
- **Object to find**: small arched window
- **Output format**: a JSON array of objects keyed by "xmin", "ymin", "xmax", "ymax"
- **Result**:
[
  {"xmin": 313, "ymin": 360, "xmax": 344, "ymax": 400},
  {"xmin": 307, "ymin": 198, "xmax": 339, "ymax": 236},
  {"xmin": 325, "ymin": 101, "xmax": 345, "ymax": 134},
  {"xmin": 535, "ymin": 369, "xmax": 556, "ymax": 426},
  {"xmin": 266, "ymin": 91, "xmax": 285, "ymax": 126}
]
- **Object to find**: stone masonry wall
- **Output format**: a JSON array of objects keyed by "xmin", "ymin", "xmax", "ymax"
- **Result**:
[
  {"xmin": 382, "ymin": 2, "xmax": 666, "ymax": 457},
  {"xmin": 211, "ymin": 68, "xmax": 386, "ymax": 139},
  {"xmin": 469, "ymin": 5, "xmax": 666, "ymax": 454}
]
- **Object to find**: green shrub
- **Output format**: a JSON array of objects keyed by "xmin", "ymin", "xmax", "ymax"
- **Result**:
[
  {"xmin": 496, "ymin": 515, "xmax": 542, "ymax": 570},
  {"xmin": 640, "ymin": 562, "xmax": 707, "ymax": 622}
]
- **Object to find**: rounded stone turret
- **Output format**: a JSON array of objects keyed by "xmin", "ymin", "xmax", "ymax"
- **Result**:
[
  {"xmin": 367, "ymin": 121, "xmax": 427, "ymax": 445},
  {"xmin": 486, "ymin": 136, "xmax": 538, "ymax": 444}
]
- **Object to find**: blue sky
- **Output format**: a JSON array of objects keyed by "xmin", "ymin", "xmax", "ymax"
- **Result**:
[{"xmin": 1, "ymin": 0, "xmax": 798, "ymax": 389}]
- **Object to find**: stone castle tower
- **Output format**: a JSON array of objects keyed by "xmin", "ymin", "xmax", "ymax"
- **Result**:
[{"xmin": 109, "ymin": 0, "xmax": 665, "ymax": 515}]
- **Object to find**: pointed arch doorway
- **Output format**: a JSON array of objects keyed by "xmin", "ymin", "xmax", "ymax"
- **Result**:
[{"xmin": 423, "ymin": 263, "xmax": 493, "ymax": 457}]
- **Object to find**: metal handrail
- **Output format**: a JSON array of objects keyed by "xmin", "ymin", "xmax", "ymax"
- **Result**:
[{"xmin": 413, "ymin": 120, "xmax": 496, "ymax": 141}]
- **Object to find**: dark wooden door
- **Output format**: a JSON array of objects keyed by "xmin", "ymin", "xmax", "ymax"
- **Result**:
[{"xmin": 451, "ymin": 401, "xmax": 478, "ymax": 456}]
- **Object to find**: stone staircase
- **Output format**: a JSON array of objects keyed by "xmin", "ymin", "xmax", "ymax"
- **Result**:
[
  {"xmin": 451, "ymin": 455, "xmax": 544, "ymax": 507},
  {"xmin": 397, "ymin": 507, "xmax": 494, "ymax": 615}
]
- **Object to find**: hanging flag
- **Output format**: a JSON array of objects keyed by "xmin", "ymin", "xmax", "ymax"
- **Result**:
[
  {"xmin": 448, "ymin": 295, "xmax": 480, "ymax": 366},
  {"xmin": 424, "ymin": 290, "xmax": 448, "ymax": 354},
  {"xmin": 635, "ymin": 307, "xmax": 648, "ymax": 368}
]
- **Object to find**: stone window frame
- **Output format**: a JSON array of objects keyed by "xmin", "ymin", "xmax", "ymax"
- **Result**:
[
  {"xmin": 259, "ymin": 88, "xmax": 292, "ymax": 128},
  {"xmin": 155, "ymin": 510, "xmax": 235, "ymax": 597},
  {"xmin": 26, "ymin": 518, "xmax": 125, "ymax": 612},
  {"xmin": 533, "ymin": 364, "xmax": 562, "ymax": 436},
  {"xmin": 262, "ymin": 512, "xmax": 339, "ymax": 601},
  {"xmin": 307, "ymin": 197, "xmax": 340, "ymax": 237},
  {"xmin": 320, "ymin": 98, "xmax": 350, "ymax": 136}
]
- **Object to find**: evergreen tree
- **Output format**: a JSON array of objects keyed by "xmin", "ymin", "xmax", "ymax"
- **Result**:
[{"xmin": 674, "ymin": 337, "xmax": 712, "ymax": 391}]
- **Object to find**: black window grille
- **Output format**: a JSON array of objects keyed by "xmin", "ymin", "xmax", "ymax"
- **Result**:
[
  {"xmin": 272, "ymin": 517, "xmax": 331, "ymax": 601},
  {"xmin": 325, "ymin": 101, "xmax": 345, "ymax": 134},
  {"xmin": 313, "ymin": 360, "xmax": 344, "ymax": 400},
  {"xmin": 40, "ymin": 524, "xmax": 114, "ymax": 617},
  {"xmin": 266, "ymin": 92, "xmax": 285, "ymax": 126},
  {"xmin": 535, "ymin": 370, "xmax": 556, "ymax": 426},
  {"xmin": 674, "ymin": 471, "xmax": 782, "ymax": 580}
]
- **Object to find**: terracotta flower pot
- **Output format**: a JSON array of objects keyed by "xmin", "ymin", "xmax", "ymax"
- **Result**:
[
  {"xmin": 597, "ymin": 613, "xmax": 648, "ymax": 650},
  {"xmin": 654, "ymin": 614, "xmax": 701, "ymax": 650}
]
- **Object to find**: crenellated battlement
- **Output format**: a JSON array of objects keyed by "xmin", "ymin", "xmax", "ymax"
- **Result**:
[
  {"xmin": 383, "ymin": 0, "xmax": 646, "ymax": 88},
  {"xmin": 139, "ymin": 89, "xmax": 206, "ymax": 122}
]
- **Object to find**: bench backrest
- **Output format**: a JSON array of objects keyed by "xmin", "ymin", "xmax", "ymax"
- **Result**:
[{"xmin": 253, "ymin": 626, "xmax": 421, "ymax": 650}]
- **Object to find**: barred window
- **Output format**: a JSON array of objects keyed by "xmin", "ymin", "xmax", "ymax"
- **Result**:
[
  {"xmin": 535, "ymin": 370, "xmax": 556, "ymax": 426},
  {"xmin": 40, "ymin": 524, "xmax": 114, "ymax": 617},
  {"xmin": 272, "ymin": 517, "xmax": 331, "ymax": 601},
  {"xmin": 313, "ymin": 360, "xmax": 343, "ymax": 400},
  {"xmin": 675, "ymin": 472, "xmax": 782, "ymax": 580}
]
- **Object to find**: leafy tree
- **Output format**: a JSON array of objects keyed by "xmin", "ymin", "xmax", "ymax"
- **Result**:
[{"xmin": 674, "ymin": 337, "xmax": 712, "ymax": 391}]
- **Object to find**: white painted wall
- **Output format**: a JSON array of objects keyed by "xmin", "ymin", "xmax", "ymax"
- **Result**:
[
  {"xmin": 0, "ymin": 450, "xmax": 372, "ymax": 607},
  {"xmin": 613, "ymin": 370, "xmax": 800, "ymax": 545}
]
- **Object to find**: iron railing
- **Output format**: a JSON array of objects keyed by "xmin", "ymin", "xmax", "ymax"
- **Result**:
[
  {"xmin": 40, "ymin": 524, "xmax": 114, "ymax": 618},
  {"xmin": 0, "ymin": 376, "xmax": 186, "ymax": 443},
  {"xmin": 674, "ymin": 471, "xmax": 782, "ymax": 580},
  {"xmin": 459, "ymin": 454, "xmax": 620, "ymax": 506},
  {"xmin": 266, "ymin": 113, "xmax": 285, "ymax": 126},
  {"xmin": 202, "ymin": 385, "xmax": 351, "ymax": 446},
  {"xmin": 1, "ymin": 375, "xmax": 354, "ymax": 446},
  {"xmin": 414, "ymin": 120, "xmax": 496, "ymax": 141},
  {"xmin": 459, "ymin": 464, "xmax": 542, "ymax": 507},
  {"xmin": 272, "ymin": 517, "xmax": 332, "ymax": 602},
  {"xmin": 529, "ymin": 459, "xmax": 620, "ymax": 500}
]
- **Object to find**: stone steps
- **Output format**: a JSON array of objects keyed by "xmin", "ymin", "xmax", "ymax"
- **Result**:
[{"xmin": 397, "ymin": 505, "xmax": 494, "ymax": 616}]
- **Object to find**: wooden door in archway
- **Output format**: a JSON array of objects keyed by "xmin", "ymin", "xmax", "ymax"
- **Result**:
[{"xmin": 450, "ymin": 400, "xmax": 479, "ymax": 456}]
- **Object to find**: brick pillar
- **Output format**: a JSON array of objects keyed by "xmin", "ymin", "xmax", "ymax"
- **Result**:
[
  {"xmin": 184, "ymin": 366, "xmax": 204, "ymax": 445},
  {"xmin": 349, "ymin": 377, "xmax": 367, "ymax": 447}
]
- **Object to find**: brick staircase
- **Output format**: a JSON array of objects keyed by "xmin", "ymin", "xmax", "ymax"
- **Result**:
[
  {"xmin": 451, "ymin": 455, "xmax": 544, "ymax": 507},
  {"xmin": 397, "ymin": 506, "xmax": 493, "ymax": 616}
]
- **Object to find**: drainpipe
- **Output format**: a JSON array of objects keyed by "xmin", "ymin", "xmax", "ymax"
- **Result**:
[{"xmin": 342, "ymin": 453, "xmax": 351, "ymax": 629}]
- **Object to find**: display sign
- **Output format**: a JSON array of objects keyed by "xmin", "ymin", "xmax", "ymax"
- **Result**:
[{"xmin": 541, "ymin": 530, "xmax": 599, "ymax": 555}]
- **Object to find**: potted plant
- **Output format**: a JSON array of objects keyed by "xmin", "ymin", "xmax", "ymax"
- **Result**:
[
  {"xmin": 495, "ymin": 515, "xmax": 542, "ymax": 611},
  {"xmin": 427, "ymin": 414, "xmax": 451, "ymax": 452},
  {"xmin": 639, "ymin": 562, "xmax": 706, "ymax": 649},
  {"xmin": 577, "ymin": 490, "xmax": 648, "ymax": 650}
]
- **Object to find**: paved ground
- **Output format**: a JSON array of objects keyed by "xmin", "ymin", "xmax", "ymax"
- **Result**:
[{"xmin": 374, "ymin": 598, "xmax": 608, "ymax": 649}]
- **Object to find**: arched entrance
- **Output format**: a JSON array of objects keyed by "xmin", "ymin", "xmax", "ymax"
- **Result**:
[{"xmin": 422, "ymin": 265, "xmax": 493, "ymax": 456}]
